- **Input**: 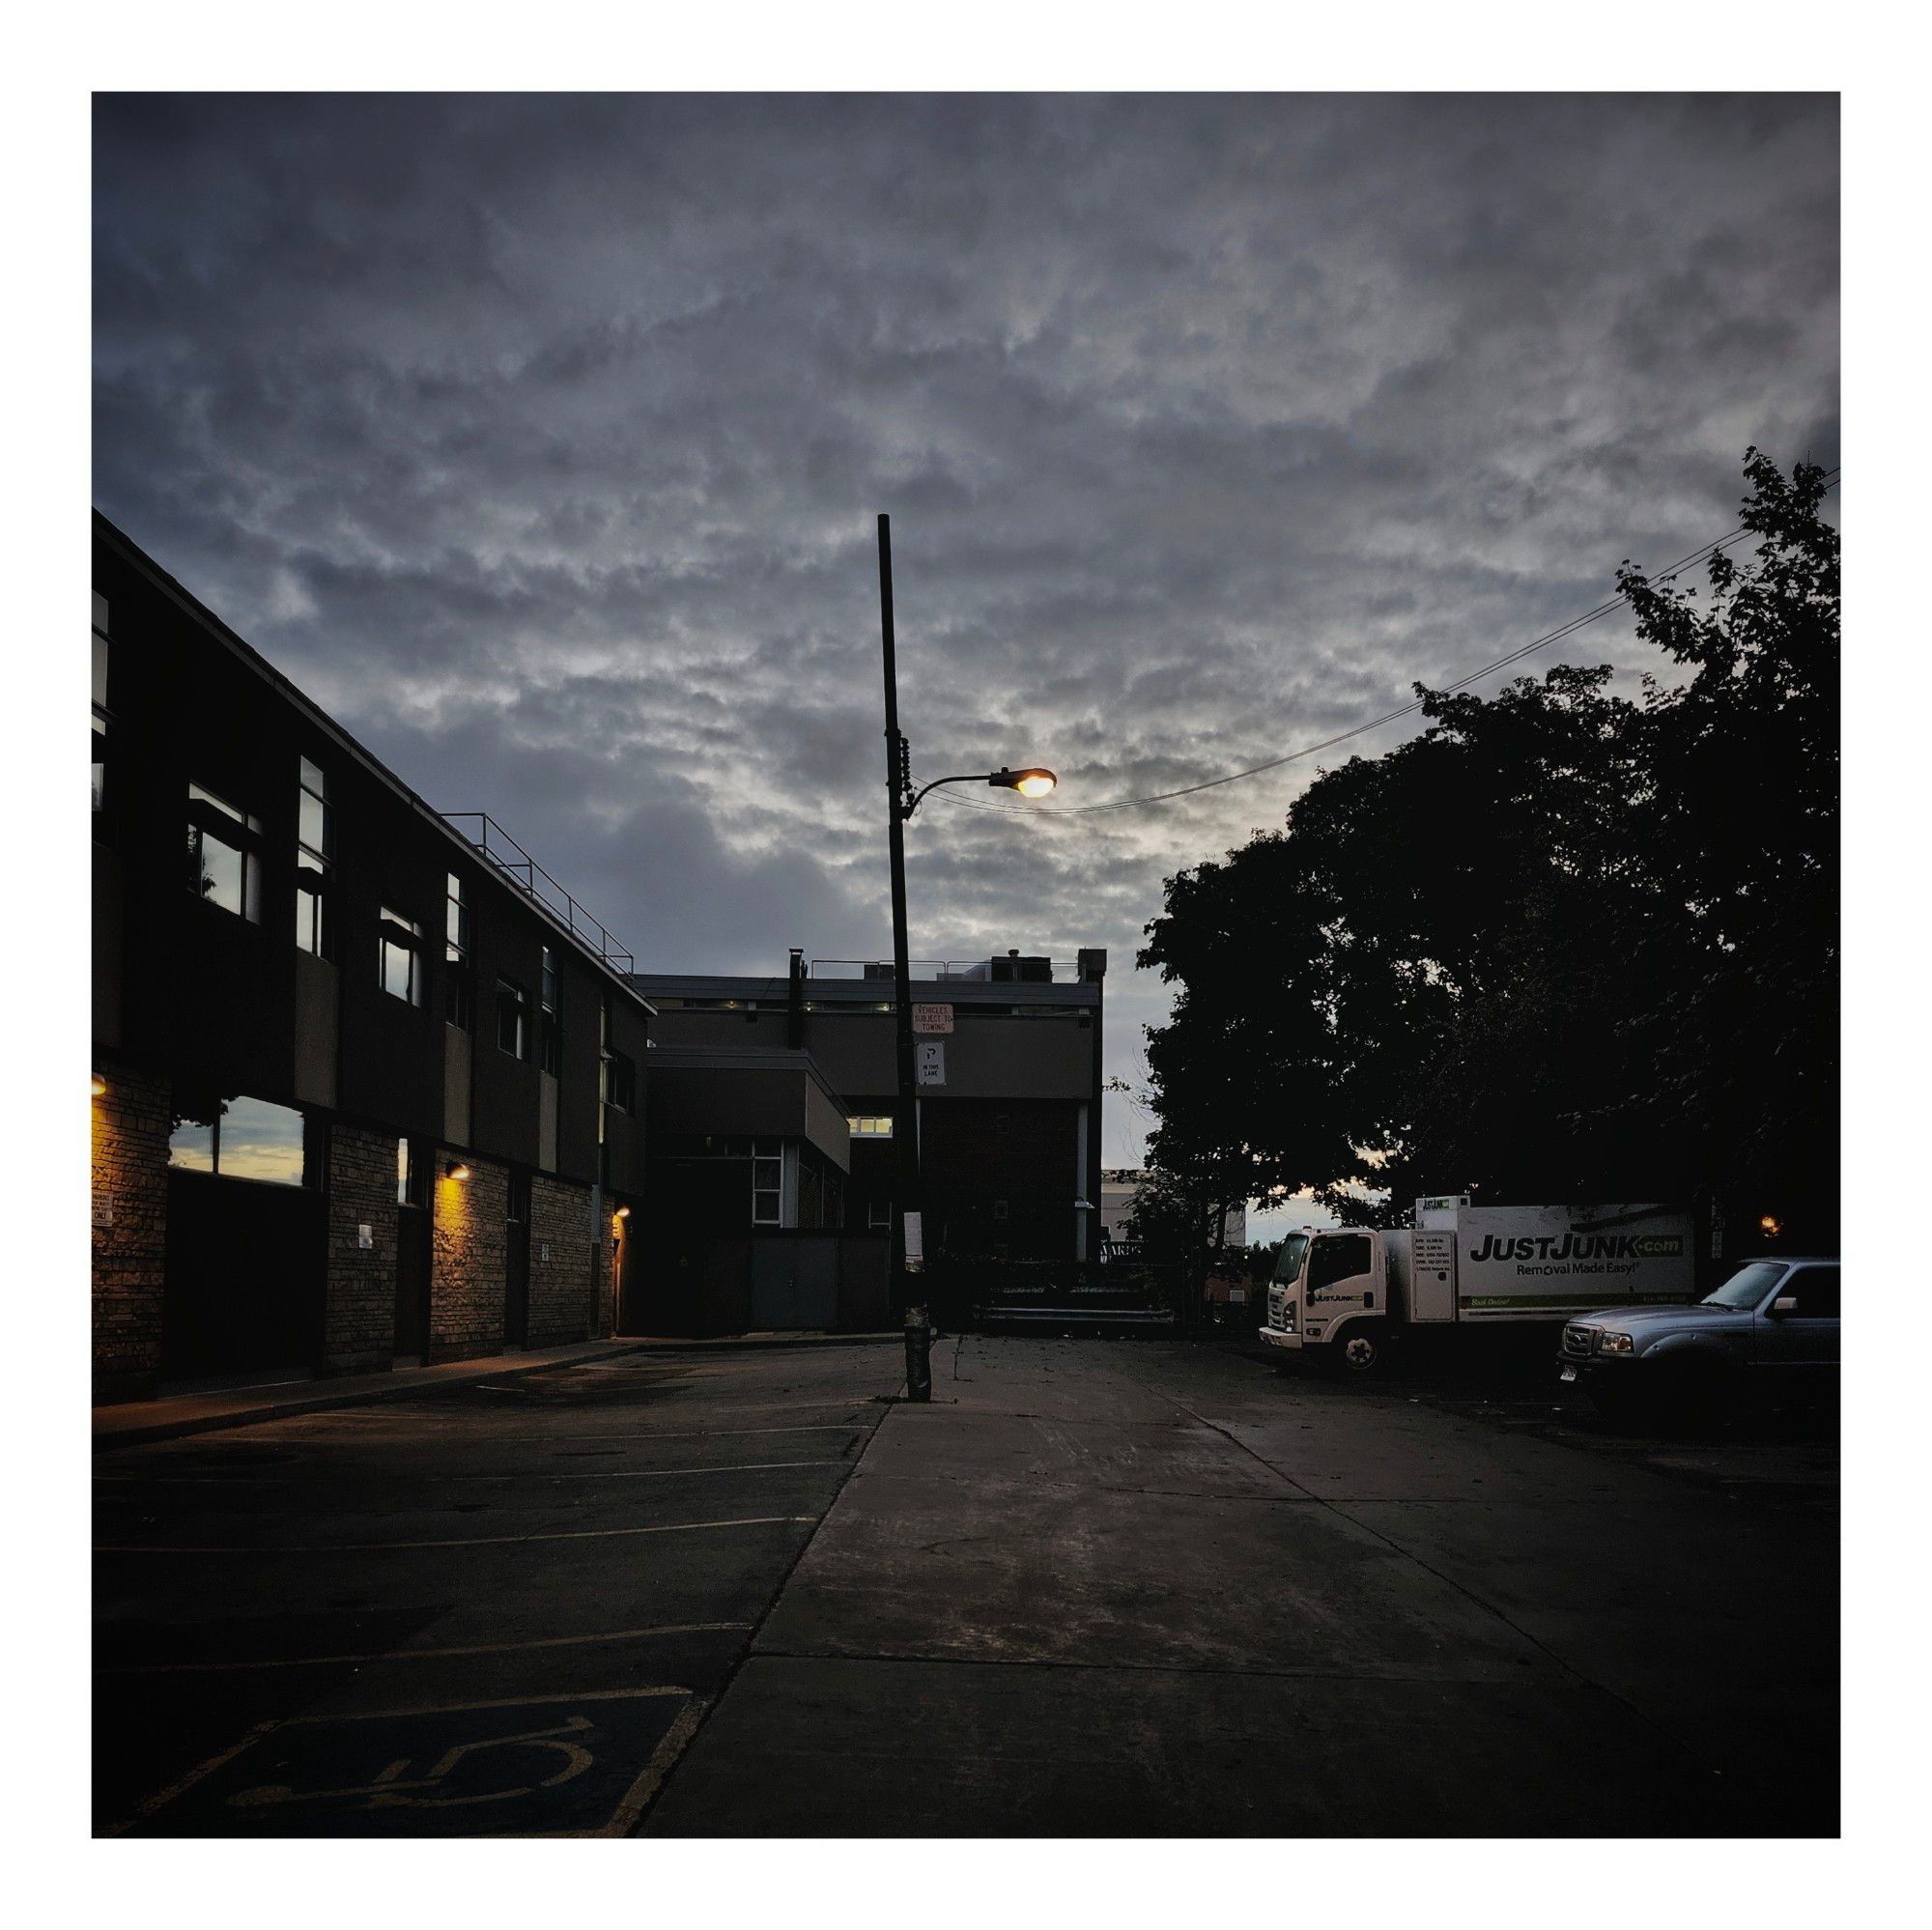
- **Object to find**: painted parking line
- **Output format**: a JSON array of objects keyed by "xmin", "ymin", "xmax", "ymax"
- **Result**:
[
  {"xmin": 96, "ymin": 1513, "xmax": 820, "ymax": 1555},
  {"xmin": 97, "ymin": 1458, "xmax": 852, "ymax": 1489},
  {"xmin": 95, "ymin": 1621, "xmax": 755, "ymax": 1674},
  {"xmin": 113, "ymin": 1687, "xmax": 701, "ymax": 1838}
]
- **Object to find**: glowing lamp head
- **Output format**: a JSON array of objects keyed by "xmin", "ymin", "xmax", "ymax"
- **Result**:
[
  {"xmin": 446, "ymin": 1161, "xmax": 472, "ymax": 1182},
  {"xmin": 990, "ymin": 766, "xmax": 1057, "ymax": 799},
  {"xmin": 1759, "ymin": 1214, "xmax": 1781, "ymax": 1236},
  {"xmin": 91, "ymin": 1073, "xmax": 107, "ymax": 1097},
  {"xmin": 614, "ymin": 1205, "xmax": 632, "ymax": 1221}
]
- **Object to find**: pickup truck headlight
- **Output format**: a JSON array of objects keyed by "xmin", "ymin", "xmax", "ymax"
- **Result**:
[{"xmin": 1598, "ymin": 1332, "xmax": 1634, "ymax": 1355}]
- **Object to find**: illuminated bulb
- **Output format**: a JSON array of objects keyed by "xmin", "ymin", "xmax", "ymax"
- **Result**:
[
  {"xmin": 91, "ymin": 1073, "xmax": 107, "ymax": 1097},
  {"xmin": 989, "ymin": 766, "xmax": 1058, "ymax": 799}
]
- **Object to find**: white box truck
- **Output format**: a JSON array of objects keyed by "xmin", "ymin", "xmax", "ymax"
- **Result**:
[{"xmin": 1259, "ymin": 1196, "xmax": 1694, "ymax": 1375}]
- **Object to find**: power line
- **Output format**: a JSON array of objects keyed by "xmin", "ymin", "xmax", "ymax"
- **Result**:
[{"xmin": 937, "ymin": 474, "xmax": 1839, "ymax": 818}]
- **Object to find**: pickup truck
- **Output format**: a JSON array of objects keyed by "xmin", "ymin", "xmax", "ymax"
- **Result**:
[{"xmin": 1558, "ymin": 1256, "xmax": 1839, "ymax": 1422}]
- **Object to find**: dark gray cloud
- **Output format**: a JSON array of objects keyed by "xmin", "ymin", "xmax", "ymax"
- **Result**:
[{"xmin": 92, "ymin": 93, "xmax": 1839, "ymax": 1170}]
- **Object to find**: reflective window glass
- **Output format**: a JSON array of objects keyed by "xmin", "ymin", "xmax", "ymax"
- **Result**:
[
  {"xmin": 1781, "ymin": 1266, "xmax": 1840, "ymax": 1320},
  {"xmin": 166, "ymin": 1115, "xmax": 216, "ymax": 1173},
  {"xmin": 497, "ymin": 978, "xmax": 529, "ymax": 1059},
  {"xmin": 216, "ymin": 1097, "xmax": 307, "ymax": 1185},
  {"xmin": 166, "ymin": 1097, "xmax": 306, "ymax": 1185},
  {"xmin": 189, "ymin": 823, "xmax": 250, "ymax": 917}
]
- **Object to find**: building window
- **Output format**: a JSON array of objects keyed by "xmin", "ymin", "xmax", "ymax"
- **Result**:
[
  {"xmin": 379, "ymin": 907, "xmax": 424, "ymax": 1005},
  {"xmin": 397, "ymin": 1136, "xmax": 427, "ymax": 1207},
  {"xmin": 185, "ymin": 783, "xmax": 263, "ymax": 922},
  {"xmin": 606, "ymin": 1049, "xmax": 636, "ymax": 1116},
  {"xmin": 539, "ymin": 945, "xmax": 562, "ymax": 1075},
  {"xmin": 497, "ymin": 976, "xmax": 530, "ymax": 1060},
  {"xmin": 847, "ymin": 1116, "xmax": 895, "ymax": 1137},
  {"xmin": 752, "ymin": 1138, "xmax": 781, "ymax": 1225},
  {"xmin": 93, "ymin": 602, "xmax": 112, "ymax": 842},
  {"xmin": 296, "ymin": 756, "xmax": 334, "ymax": 957},
  {"xmin": 167, "ymin": 1095, "xmax": 309, "ymax": 1187},
  {"xmin": 444, "ymin": 873, "xmax": 472, "ymax": 1030}
]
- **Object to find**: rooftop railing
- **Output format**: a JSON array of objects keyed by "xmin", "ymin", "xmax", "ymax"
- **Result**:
[
  {"xmin": 809, "ymin": 956, "xmax": 1086, "ymax": 983},
  {"xmin": 440, "ymin": 811, "xmax": 636, "ymax": 975}
]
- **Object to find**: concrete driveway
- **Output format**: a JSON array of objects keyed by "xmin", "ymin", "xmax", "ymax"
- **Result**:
[{"xmin": 94, "ymin": 1335, "xmax": 1836, "ymax": 1836}]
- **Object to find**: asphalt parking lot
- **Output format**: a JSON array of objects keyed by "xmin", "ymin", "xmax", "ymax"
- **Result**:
[
  {"xmin": 95, "ymin": 1334, "xmax": 1838, "ymax": 1836},
  {"xmin": 94, "ymin": 1343, "xmax": 902, "ymax": 1835}
]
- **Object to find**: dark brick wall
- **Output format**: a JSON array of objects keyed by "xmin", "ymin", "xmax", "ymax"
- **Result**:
[
  {"xmin": 429, "ymin": 1152, "xmax": 508, "ymax": 1361},
  {"xmin": 92, "ymin": 1060, "xmax": 172, "ymax": 1402},
  {"xmin": 322, "ymin": 1121, "xmax": 401, "ymax": 1374},
  {"xmin": 528, "ymin": 1173, "xmax": 599, "ymax": 1347}
]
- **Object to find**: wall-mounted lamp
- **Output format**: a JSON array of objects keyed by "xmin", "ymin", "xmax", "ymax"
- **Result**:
[
  {"xmin": 91, "ymin": 1073, "xmax": 107, "ymax": 1097},
  {"xmin": 446, "ymin": 1161, "xmax": 472, "ymax": 1181},
  {"xmin": 613, "ymin": 1204, "xmax": 632, "ymax": 1221},
  {"xmin": 1759, "ymin": 1213, "xmax": 1781, "ymax": 1237}
]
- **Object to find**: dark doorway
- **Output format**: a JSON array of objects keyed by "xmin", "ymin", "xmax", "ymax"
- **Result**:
[
  {"xmin": 160, "ymin": 1172, "xmax": 325, "ymax": 1383},
  {"xmin": 504, "ymin": 1169, "xmax": 530, "ymax": 1349},
  {"xmin": 394, "ymin": 1202, "xmax": 431, "ymax": 1363}
]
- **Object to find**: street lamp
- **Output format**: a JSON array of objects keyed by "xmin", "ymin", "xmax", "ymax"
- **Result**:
[{"xmin": 875, "ymin": 512, "xmax": 1056, "ymax": 1402}]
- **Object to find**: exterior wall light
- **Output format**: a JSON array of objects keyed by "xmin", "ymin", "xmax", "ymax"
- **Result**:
[
  {"xmin": 446, "ymin": 1160, "xmax": 472, "ymax": 1181},
  {"xmin": 1759, "ymin": 1214, "xmax": 1782, "ymax": 1236},
  {"xmin": 91, "ymin": 1073, "xmax": 107, "ymax": 1097},
  {"xmin": 988, "ymin": 766, "xmax": 1057, "ymax": 798},
  {"xmin": 613, "ymin": 1205, "xmax": 632, "ymax": 1221}
]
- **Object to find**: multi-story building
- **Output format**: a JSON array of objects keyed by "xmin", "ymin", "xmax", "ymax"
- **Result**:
[
  {"xmin": 632, "ymin": 948, "xmax": 1107, "ymax": 1287},
  {"xmin": 91, "ymin": 513, "xmax": 654, "ymax": 1401}
]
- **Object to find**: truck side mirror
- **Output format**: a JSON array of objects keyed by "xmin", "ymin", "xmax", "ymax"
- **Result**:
[{"xmin": 1769, "ymin": 1296, "xmax": 1798, "ymax": 1318}]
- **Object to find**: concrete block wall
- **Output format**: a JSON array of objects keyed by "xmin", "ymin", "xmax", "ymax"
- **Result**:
[
  {"xmin": 528, "ymin": 1173, "xmax": 598, "ymax": 1347},
  {"xmin": 429, "ymin": 1151, "xmax": 508, "ymax": 1361},
  {"xmin": 322, "ymin": 1121, "xmax": 401, "ymax": 1375},
  {"xmin": 91, "ymin": 1060, "xmax": 172, "ymax": 1403}
]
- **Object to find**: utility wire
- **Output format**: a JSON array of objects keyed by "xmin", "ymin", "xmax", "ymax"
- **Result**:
[{"xmin": 937, "ymin": 474, "xmax": 1839, "ymax": 818}]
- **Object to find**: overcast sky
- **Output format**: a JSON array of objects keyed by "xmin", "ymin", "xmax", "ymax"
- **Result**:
[{"xmin": 92, "ymin": 93, "xmax": 1838, "ymax": 1199}]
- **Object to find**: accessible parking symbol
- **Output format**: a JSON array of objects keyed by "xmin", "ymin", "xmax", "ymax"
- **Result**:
[{"xmin": 125, "ymin": 1688, "xmax": 699, "ymax": 1838}]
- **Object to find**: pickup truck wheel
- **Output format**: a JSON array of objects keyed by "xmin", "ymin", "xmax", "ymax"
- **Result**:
[{"xmin": 1656, "ymin": 1355, "xmax": 1731, "ymax": 1433}]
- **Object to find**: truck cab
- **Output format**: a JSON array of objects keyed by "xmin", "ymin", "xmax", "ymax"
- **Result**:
[{"xmin": 1262, "ymin": 1228, "xmax": 1391, "ymax": 1372}]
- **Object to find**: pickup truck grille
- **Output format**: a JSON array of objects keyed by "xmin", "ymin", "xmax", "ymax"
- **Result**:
[{"xmin": 1560, "ymin": 1323, "xmax": 1595, "ymax": 1359}]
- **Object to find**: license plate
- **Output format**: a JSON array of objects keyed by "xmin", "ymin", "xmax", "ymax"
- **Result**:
[{"xmin": 1559, "ymin": 1364, "xmax": 1577, "ymax": 1382}]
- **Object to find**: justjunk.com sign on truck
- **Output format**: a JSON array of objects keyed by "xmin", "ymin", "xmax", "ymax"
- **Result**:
[{"xmin": 1260, "ymin": 1198, "xmax": 1694, "ymax": 1377}]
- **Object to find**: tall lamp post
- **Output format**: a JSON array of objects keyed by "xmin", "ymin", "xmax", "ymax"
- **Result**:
[{"xmin": 876, "ymin": 512, "xmax": 1055, "ymax": 1401}]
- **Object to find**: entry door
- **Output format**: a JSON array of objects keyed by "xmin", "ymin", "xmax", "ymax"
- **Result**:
[
  {"xmin": 1757, "ymin": 1263, "xmax": 1839, "ymax": 1381},
  {"xmin": 394, "ymin": 1202, "xmax": 431, "ymax": 1363},
  {"xmin": 504, "ymin": 1171, "xmax": 531, "ymax": 1349}
]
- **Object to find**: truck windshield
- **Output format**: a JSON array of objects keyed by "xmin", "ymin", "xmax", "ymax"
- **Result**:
[
  {"xmin": 1702, "ymin": 1263, "xmax": 1784, "ymax": 1310},
  {"xmin": 1271, "ymin": 1235, "xmax": 1310, "ymax": 1285}
]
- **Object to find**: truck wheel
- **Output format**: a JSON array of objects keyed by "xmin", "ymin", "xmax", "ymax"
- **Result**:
[
  {"xmin": 1330, "ymin": 1323, "xmax": 1389, "ymax": 1377},
  {"xmin": 1657, "ymin": 1355, "xmax": 1730, "ymax": 1434}
]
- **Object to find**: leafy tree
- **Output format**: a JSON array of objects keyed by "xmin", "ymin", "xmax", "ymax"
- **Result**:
[{"xmin": 1137, "ymin": 451, "xmax": 1837, "ymax": 1246}]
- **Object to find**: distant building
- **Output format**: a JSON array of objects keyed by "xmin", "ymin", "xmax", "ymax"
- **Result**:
[
  {"xmin": 632, "ymin": 949, "xmax": 1106, "ymax": 1296},
  {"xmin": 1099, "ymin": 1169, "xmax": 1245, "ymax": 1254},
  {"xmin": 91, "ymin": 514, "xmax": 653, "ymax": 1400}
]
